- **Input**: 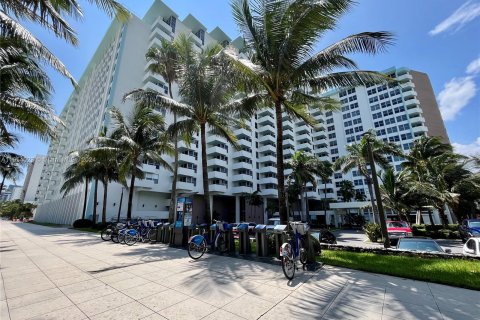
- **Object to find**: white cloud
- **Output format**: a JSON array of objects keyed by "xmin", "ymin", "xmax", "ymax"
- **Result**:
[
  {"xmin": 438, "ymin": 76, "xmax": 477, "ymax": 121},
  {"xmin": 452, "ymin": 137, "xmax": 480, "ymax": 156},
  {"xmin": 429, "ymin": 1, "xmax": 480, "ymax": 36},
  {"xmin": 466, "ymin": 56, "xmax": 480, "ymax": 74}
]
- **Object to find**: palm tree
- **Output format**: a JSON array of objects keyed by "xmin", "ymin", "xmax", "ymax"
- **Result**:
[
  {"xmin": 0, "ymin": 0, "xmax": 129, "ymax": 84},
  {"xmin": 335, "ymin": 130, "xmax": 403, "ymax": 222},
  {"xmin": 286, "ymin": 151, "xmax": 322, "ymax": 222},
  {"xmin": 0, "ymin": 152, "xmax": 24, "ymax": 195},
  {"xmin": 380, "ymin": 168, "xmax": 411, "ymax": 221},
  {"xmin": 125, "ymin": 39, "xmax": 258, "ymax": 223},
  {"xmin": 225, "ymin": 0, "xmax": 394, "ymax": 223},
  {"xmin": 61, "ymin": 151, "xmax": 96, "ymax": 220},
  {"xmin": 338, "ymin": 180, "xmax": 355, "ymax": 202},
  {"xmin": 317, "ymin": 160, "xmax": 334, "ymax": 218},
  {"xmin": 0, "ymin": 38, "xmax": 62, "ymax": 141},
  {"xmin": 145, "ymin": 39, "xmax": 180, "ymax": 223},
  {"xmin": 93, "ymin": 105, "xmax": 173, "ymax": 220}
]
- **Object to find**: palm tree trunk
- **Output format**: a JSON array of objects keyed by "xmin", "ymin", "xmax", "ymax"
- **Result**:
[
  {"xmin": 82, "ymin": 178, "xmax": 88, "ymax": 220},
  {"xmin": 324, "ymin": 182, "xmax": 329, "ymax": 226},
  {"xmin": 102, "ymin": 179, "xmax": 108, "ymax": 224},
  {"xmin": 274, "ymin": 101, "xmax": 287, "ymax": 224},
  {"xmin": 127, "ymin": 172, "xmax": 135, "ymax": 220},
  {"xmin": 200, "ymin": 123, "xmax": 211, "ymax": 223},
  {"xmin": 93, "ymin": 178, "xmax": 99, "ymax": 224},
  {"xmin": 0, "ymin": 175, "xmax": 5, "ymax": 197},
  {"xmin": 366, "ymin": 179, "xmax": 377, "ymax": 224},
  {"xmin": 300, "ymin": 185, "xmax": 306, "ymax": 222},
  {"xmin": 168, "ymin": 111, "xmax": 179, "ymax": 224}
]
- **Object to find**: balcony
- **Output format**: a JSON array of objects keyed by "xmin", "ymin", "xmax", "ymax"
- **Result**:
[
  {"xmin": 258, "ymin": 124, "xmax": 276, "ymax": 134},
  {"xmin": 297, "ymin": 133, "xmax": 311, "ymax": 142},
  {"xmin": 283, "ymin": 120, "xmax": 294, "ymax": 130},
  {"xmin": 259, "ymin": 177, "xmax": 277, "ymax": 185},
  {"xmin": 260, "ymin": 188, "xmax": 278, "ymax": 197},
  {"xmin": 208, "ymin": 158, "xmax": 228, "ymax": 167},
  {"xmin": 178, "ymin": 167, "xmax": 196, "ymax": 176},
  {"xmin": 407, "ymin": 106, "xmax": 423, "ymax": 116},
  {"xmin": 208, "ymin": 171, "xmax": 228, "ymax": 180},
  {"xmin": 232, "ymin": 162, "xmax": 252, "ymax": 170},
  {"xmin": 409, "ymin": 115, "xmax": 426, "ymax": 125},
  {"xmin": 232, "ymin": 150, "xmax": 251, "ymax": 159},
  {"xmin": 234, "ymin": 128, "xmax": 251, "ymax": 137},
  {"xmin": 179, "ymin": 153, "xmax": 197, "ymax": 163},
  {"xmin": 206, "ymin": 135, "xmax": 227, "ymax": 144},
  {"xmin": 175, "ymin": 181, "xmax": 195, "ymax": 192},
  {"xmin": 283, "ymin": 138, "xmax": 295, "ymax": 147},
  {"xmin": 232, "ymin": 174, "xmax": 253, "ymax": 182},
  {"xmin": 189, "ymin": 32, "xmax": 204, "ymax": 47},
  {"xmin": 151, "ymin": 17, "xmax": 174, "ymax": 35},
  {"xmin": 283, "ymin": 128, "xmax": 294, "ymax": 139},
  {"xmin": 297, "ymin": 142, "xmax": 313, "ymax": 152},
  {"xmin": 232, "ymin": 186, "xmax": 253, "ymax": 194},
  {"xmin": 258, "ymin": 109, "xmax": 274, "ymax": 118},
  {"xmin": 209, "ymin": 184, "xmax": 227, "ymax": 193},
  {"xmin": 412, "ymin": 125, "xmax": 428, "ymax": 134},
  {"xmin": 207, "ymin": 146, "xmax": 228, "ymax": 156},
  {"xmin": 259, "ymin": 165, "xmax": 276, "ymax": 174},
  {"xmin": 257, "ymin": 155, "xmax": 276, "ymax": 163},
  {"xmin": 397, "ymin": 73, "xmax": 413, "ymax": 82},
  {"xmin": 258, "ymin": 115, "xmax": 275, "ymax": 125},
  {"xmin": 148, "ymin": 31, "xmax": 173, "ymax": 49},
  {"xmin": 312, "ymin": 130, "xmax": 326, "ymax": 139},
  {"xmin": 258, "ymin": 144, "xmax": 276, "ymax": 153},
  {"xmin": 136, "ymin": 179, "xmax": 156, "ymax": 190},
  {"xmin": 238, "ymin": 138, "xmax": 252, "ymax": 147},
  {"xmin": 283, "ymin": 148, "xmax": 294, "ymax": 157},
  {"xmin": 284, "ymin": 168, "xmax": 293, "ymax": 176},
  {"xmin": 258, "ymin": 134, "xmax": 275, "ymax": 143}
]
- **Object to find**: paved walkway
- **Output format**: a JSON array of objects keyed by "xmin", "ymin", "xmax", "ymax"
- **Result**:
[{"xmin": 0, "ymin": 221, "xmax": 478, "ymax": 320}]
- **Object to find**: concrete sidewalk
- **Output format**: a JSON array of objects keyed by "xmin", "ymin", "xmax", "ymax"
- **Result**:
[{"xmin": 0, "ymin": 221, "xmax": 478, "ymax": 320}]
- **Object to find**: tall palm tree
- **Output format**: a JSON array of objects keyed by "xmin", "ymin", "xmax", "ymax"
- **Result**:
[
  {"xmin": 225, "ymin": 0, "xmax": 394, "ymax": 223},
  {"xmin": 286, "ymin": 151, "xmax": 321, "ymax": 222},
  {"xmin": 61, "ymin": 151, "xmax": 96, "ymax": 220},
  {"xmin": 335, "ymin": 130, "xmax": 403, "ymax": 222},
  {"xmin": 0, "ymin": 0, "xmax": 129, "ymax": 84},
  {"xmin": 0, "ymin": 152, "xmax": 24, "ymax": 195},
  {"xmin": 93, "ymin": 105, "xmax": 173, "ymax": 220},
  {"xmin": 146, "ymin": 39, "xmax": 180, "ymax": 223},
  {"xmin": 125, "ymin": 39, "xmax": 258, "ymax": 223},
  {"xmin": 338, "ymin": 180, "xmax": 355, "ymax": 203}
]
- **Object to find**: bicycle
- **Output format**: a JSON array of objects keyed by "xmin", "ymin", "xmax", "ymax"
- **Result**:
[
  {"xmin": 101, "ymin": 221, "xmax": 125, "ymax": 242},
  {"xmin": 187, "ymin": 220, "xmax": 229, "ymax": 259},
  {"xmin": 280, "ymin": 222, "xmax": 308, "ymax": 280}
]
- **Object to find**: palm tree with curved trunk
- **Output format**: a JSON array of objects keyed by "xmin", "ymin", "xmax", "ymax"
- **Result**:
[
  {"xmin": 125, "ymin": 39, "xmax": 259, "ymax": 223},
  {"xmin": 92, "ymin": 105, "xmax": 173, "ymax": 220},
  {"xmin": 225, "ymin": 0, "xmax": 394, "ymax": 223},
  {"xmin": 61, "ymin": 151, "xmax": 96, "ymax": 220},
  {"xmin": 380, "ymin": 168, "xmax": 411, "ymax": 221},
  {"xmin": 146, "ymin": 39, "xmax": 180, "ymax": 223},
  {"xmin": 0, "ymin": 152, "xmax": 24, "ymax": 195},
  {"xmin": 335, "ymin": 130, "xmax": 403, "ymax": 222}
]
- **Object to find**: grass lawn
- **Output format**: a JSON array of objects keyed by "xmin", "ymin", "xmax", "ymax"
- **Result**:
[
  {"xmin": 318, "ymin": 250, "xmax": 480, "ymax": 290},
  {"xmin": 28, "ymin": 221, "xmax": 66, "ymax": 228}
]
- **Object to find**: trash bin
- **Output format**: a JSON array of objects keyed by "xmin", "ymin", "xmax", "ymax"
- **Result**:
[
  {"xmin": 224, "ymin": 223, "xmax": 235, "ymax": 252},
  {"xmin": 162, "ymin": 223, "xmax": 171, "ymax": 244},
  {"xmin": 238, "ymin": 223, "xmax": 251, "ymax": 254},
  {"xmin": 209, "ymin": 223, "xmax": 217, "ymax": 250},
  {"xmin": 273, "ymin": 224, "xmax": 288, "ymax": 258},
  {"xmin": 173, "ymin": 221, "xmax": 184, "ymax": 246},
  {"xmin": 254, "ymin": 224, "xmax": 268, "ymax": 257},
  {"xmin": 155, "ymin": 222, "xmax": 164, "ymax": 243},
  {"xmin": 169, "ymin": 223, "xmax": 177, "ymax": 245}
]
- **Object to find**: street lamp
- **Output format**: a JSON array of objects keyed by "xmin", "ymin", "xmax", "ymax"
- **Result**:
[{"xmin": 363, "ymin": 132, "xmax": 390, "ymax": 248}]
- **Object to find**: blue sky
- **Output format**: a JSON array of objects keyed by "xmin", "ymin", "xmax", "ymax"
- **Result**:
[{"xmin": 10, "ymin": 0, "xmax": 480, "ymax": 184}]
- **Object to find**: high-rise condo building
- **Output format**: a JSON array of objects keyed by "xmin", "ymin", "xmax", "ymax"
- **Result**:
[{"xmin": 34, "ymin": 0, "xmax": 450, "ymax": 226}]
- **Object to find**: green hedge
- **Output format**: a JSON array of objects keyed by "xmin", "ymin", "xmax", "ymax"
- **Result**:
[{"xmin": 412, "ymin": 224, "xmax": 460, "ymax": 239}]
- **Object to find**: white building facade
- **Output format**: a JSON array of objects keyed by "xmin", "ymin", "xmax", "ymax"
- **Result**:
[
  {"xmin": 35, "ymin": 0, "xmax": 450, "ymax": 226},
  {"xmin": 22, "ymin": 155, "xmax": 46, "ymax": 204}
]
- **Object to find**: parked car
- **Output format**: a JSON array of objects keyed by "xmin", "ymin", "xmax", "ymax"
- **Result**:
[
  {"xmin": 463, "ymin": 238, "xmax": 480, "ymax": 257},
  {"xmin": 459, "ymin": 219, "xmax": 480, "ymax": 242},
  {"xmin": 386, "ymin": 220, "xmax": 413, "ymax": 243},
  {"xmin": 396, "ymin": 237, "xmax": 451, "ymax": 253}
]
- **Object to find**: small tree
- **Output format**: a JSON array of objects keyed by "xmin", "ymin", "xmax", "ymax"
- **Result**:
[{"xmin": 338, "ymin": 180, "xmax": 355, "ymax": 202}]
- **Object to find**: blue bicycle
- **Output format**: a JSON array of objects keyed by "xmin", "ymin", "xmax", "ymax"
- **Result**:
[
  {"xmin": 187, "ymin": 220, "xmax": 228, "ymax": 259},
  {"xmin": 280, "ymin": 222, "xmax": 308, "ymax": 280}
]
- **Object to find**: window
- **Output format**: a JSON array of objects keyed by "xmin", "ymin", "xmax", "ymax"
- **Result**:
[
  {"xmin": 398, "ymin": 123, "xmax": 410, "ymax": 131},
  {"xmin": 334, "ymin": 173, "xmax": 342, "ymax": 179},
  {"xmin": 341, "ymin": 105, "xmax": 350, "ymax": 112},
  {"xmin": 390, "ymin": 88, "xmax": 401, "ymax": 96},
  {"xmin": 346, "ymin": 136, "xmax": 355, "ymax": 143},
  {"xmin": 369, "ymin": 96, "xmax": 379, "ymax": 103},
  {"xmin": 381, "ymin": 101, "xmax": 392, "ymax": 108},
  {"xmin": 327, "ymin": 118, "xmax": 334, "ymax": 124},
  {"xmin": 352, "ymin": 118, "xmax": 362, "ymax": 125},
  {"xmin": 328, "ymin": 133, "xmax": 336, "ymax": 139},
  {"xmin": 326, "ymin": 111, "xmax": 333, "ymax": 117},
  {"xmin": 344, "ymin": 120, "xmax": 353, "ymax": 127},
  {"xmin": 372, "ymin": 112, "xmax": 382, "ymax": 120},
  {"xmin": 376, "ymin": 129, "xmax": 386, "ymax": 136},
  {"xmin": 367, "ymin": 88, "xmax": 377, "ymax": 95},
  {"xmin": 331, "ymin": 156, "xmax": 339, "ymax": 162},
  {"xmin": 377, "ymin": 84, "xmax": 387, "ymax": 92},
  {"xmin": 389, "ymin": 135, "xmax": 400, "ymax": 142},
  {"xmin": 348, "ymin": 95, "xmax": 357, "ymax": 102},
  {"xmin": 383, "ymin": 109, "xmax": 393, "ymax": 116},
  {"xmin": 384, "ymin": 117, "xmax": 396, "ymax": 125},
  {"xmin": 339, "ymin": 90, "xmax": 347, "ymax": 97},
  {"xmin": 386, "ymin": 126, "xmax": 398, "ymax": 134},
  {"xmin": 354, "ymin": 179, "xmax": 364, "ymax": 186},
  {"xmin": 340, "ymin": 98, "xmax": 348, "ymax": 104},
  {"xmin": 371, "ymin": 104, "xmax": 380, "ymax": 111},
  {"xmin": 350, "ymin": 103, "xmax": 359, "ymax": 109},
  {"xmin": 347, "ymin": 88, "xmax": 356, "ymax": 94},
  {"xmin": 335, "ymin": 181, "xmax": 342, "ymax": 188},
  {"xmin": 331, "ymin": 148, "xmax": 338, "ymax": 154},
  {"xmin": 401, "ymin": 133, "xmax": 413, "ymax": 140},
  {"xmin": 379, "ymin": 93, "xmax": 389, "ymax": 100},
  {"xmin": 374, "ymin": 121, "xmax": 384, "ymax": 128},
  {"xmin": 351, "ymin": 110, "xmax": 360, "ymax": 117},
  {"xmin": 354, "ymin": 126, "xmax": 363, "ymax": 133},
  {"xmin": 329, "ymin": 141, "xmax": 337, "ymax": 147},
  {"xmin": 392, "ymin": 97, "xmax": 403, "ymax": 105},
  {"xmin": 396, "ymin": 115, "xmax": 408, "ymax": 122},
  {"xmin": 343, "ymin": 113, "xmax": 351, "ymax": 119},
  {"xmin": 394, "ymin": 106, "xmax": 405, "ymax": 113},
  {"xmin": 327, "ymin": 125, "xmax": 335, "ymax": 132},
  {"xmin": 345, "ymin": 128, "xmax": 354, "ymax": 135}
]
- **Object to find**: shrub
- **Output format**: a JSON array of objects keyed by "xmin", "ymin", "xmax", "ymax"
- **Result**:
[
  {"xmin": 72, "ymin": 219, "xmax": 93, "ymax": 228},
  {"xmin": 413, "ymin": 229, "xmax": 427, "ymax": 237},
  {"xmin": 364, "ymin": 223, "xmax": 381, "ymax": 242}
]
